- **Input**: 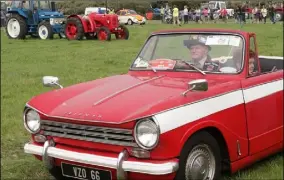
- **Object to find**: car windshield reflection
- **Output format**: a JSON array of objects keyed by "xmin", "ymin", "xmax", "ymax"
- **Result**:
[{"xmin": 131, "ymin": 33, "xmax": 245, "ymax": 74}]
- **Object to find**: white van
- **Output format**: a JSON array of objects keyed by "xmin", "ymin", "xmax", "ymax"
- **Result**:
[{"xmin": 84, "ymin": 7, "xmax": 110, "ymax": 15}]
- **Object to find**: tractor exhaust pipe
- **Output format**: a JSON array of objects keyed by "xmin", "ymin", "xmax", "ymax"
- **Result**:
[{"xmin": 51, "ymin": 1, "xmax": 55, "ymax": 12}]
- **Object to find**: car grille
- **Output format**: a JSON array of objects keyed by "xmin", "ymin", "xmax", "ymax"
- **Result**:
[{"xmin": 41, "ymin": 120, "xmax": 138, "ymax": 147}]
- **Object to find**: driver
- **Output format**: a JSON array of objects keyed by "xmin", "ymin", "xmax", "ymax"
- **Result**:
[{"xmin": 177, "ymin": 36, "xmax": 220, "ymax": 71}]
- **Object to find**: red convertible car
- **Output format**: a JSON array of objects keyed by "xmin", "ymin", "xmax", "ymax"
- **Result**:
[{"xmin": 23, "ymin": 29, "xmax": 283, "ymax": 180}]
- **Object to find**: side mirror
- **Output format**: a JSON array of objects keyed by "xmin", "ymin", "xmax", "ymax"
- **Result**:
[
  {"xmin": 42, "ymin": 76, "xmax": 63, "ymax": 89},
  {"xmin": 182, "ymin": 79, "xmax": 208, "ymax": 96},
  {"xmin": 51, "ymin": 2, "xmax": 56, "ymax": 11}
]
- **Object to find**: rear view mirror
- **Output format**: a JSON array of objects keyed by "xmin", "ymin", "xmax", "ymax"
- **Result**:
[
  {"xmin": 182, "ymin": 79, "xmax": 208, "ymax": 96},
  {"xmin": 42, "ymin": 76, "xmax": 63, "ymax": 89},
  {"xmin": 188, "ymin": 79, "xmax": 208, "ymax": 91}
]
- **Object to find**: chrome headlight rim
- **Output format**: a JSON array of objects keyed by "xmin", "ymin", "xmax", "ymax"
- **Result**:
[
  {"xmin": 23, "ymin": 108, "xmax": 41, "ymax": 134},
  {"xmin": 134, "ymin": 117, "xmax": 160, "ymax": 150}
]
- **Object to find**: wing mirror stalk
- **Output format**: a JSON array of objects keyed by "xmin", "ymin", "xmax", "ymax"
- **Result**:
[
  {"xmin": 42, "ymin": 76, "xmax": 63, "ymax": 89},
  {"xmin": 182, "ymin": 79, "xmax": 208, "ymax": 96}
]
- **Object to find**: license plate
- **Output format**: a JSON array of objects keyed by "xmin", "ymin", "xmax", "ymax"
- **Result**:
[{"xmin": 61, "ymin": 162, "xmax": 112, "ymax": 180}]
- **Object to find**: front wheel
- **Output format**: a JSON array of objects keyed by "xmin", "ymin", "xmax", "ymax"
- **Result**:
[
  {"xmin": 37, "ymin": 21, "xmax": 54, "ymax": 40},
  {"xmin": 97, "ymin": 26, "xmax": 111, "ymax": 41},
  {"xmin": 175, "ymin": 131, "xmax": 221, "ymax": 180},
  {"xmin": 127, "ymin": 19, "xmax": 133, "ymax": 25},
  {"xmin": 115, "ymin": 25, "xmax": 129, "ymax": 40}
]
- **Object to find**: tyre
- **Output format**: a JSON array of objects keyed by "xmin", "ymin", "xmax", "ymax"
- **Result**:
[
  {"xmin": 275, "ymin": 13, "xmax": 282, "ymax": 22},
  {"xmin": 37, "ymin": 21, "xmax": 54, "ymax": 40},
  {"xmin": 127, "ymin": 19, "xmax": 133, "ymax": 25},
  {"xmin": 5, "ymin": 14, "xmax": 27, "ymax": 39},
  {"xmin": 175, "ymin": 131, "xmax": 222, "ymax": 180},
  {"xmin": 97, "ymin": 26, "xmax": 111, "ymax": 41},
  {"xmin": 65, "ymin": 17, "xmax": 84, "ymax": 40},
  {"xmin": 115, "ymin": 25, "xmax": 129, "ymax": 40}
]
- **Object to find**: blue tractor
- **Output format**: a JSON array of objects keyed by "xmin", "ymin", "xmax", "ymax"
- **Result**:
[{"xmin": 5, "ymin": 0, "xmax": 65, "ymax": 39}]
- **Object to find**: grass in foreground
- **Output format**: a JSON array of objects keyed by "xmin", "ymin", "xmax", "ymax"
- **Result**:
[{"xmin": 1, "ymin": 22, "xmax": 283, "ymax": 180}]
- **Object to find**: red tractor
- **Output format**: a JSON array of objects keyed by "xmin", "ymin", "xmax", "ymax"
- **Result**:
[{"xmin": 64, "ymin": 12, "xmax": 129, "ymax": 41}]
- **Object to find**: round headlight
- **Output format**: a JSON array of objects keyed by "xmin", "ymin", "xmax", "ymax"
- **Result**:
[
  {"xmin": 134, "ymin": 118, "xmax": 160, "ymax": 150},
  {"xmin": 24, "ymin": 109, "xmax": 41, "ymax": 134}
]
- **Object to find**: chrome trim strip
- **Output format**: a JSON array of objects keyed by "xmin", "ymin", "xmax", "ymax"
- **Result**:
[
  {"xmin": 24, "ymin": 143, "xmax": 179, "ymax": 175},
  {"xmin": 258, "ymin": 55, "xmax": 283, "ymax": 60},
  {"xmin": 117, "ymin": 150, "xmax": 129, "ymax": 180}
]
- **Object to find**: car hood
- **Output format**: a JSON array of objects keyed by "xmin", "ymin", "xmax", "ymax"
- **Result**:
[
  {"xmin": 27, "ymin": 74, "xmax": 230, "ymax": 124},
  {"xmin": 38, "ymin": 11, "xmax": 63, "ymax": 17},
  {"xmin": 132, "ymin": 15, "xmax": 144, "ymax": 20}
]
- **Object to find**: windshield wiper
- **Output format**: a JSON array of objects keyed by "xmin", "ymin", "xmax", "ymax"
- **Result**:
[
  {"xmin": 179, "ymin": 60, "xmax": 206, "ymax": 75},
  {"xmin": 151, "ymin": 66, "xmax": 157, "ymax": 73}
]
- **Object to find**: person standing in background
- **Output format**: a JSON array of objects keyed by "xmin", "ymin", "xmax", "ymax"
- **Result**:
[
  {"xmin": 202, "ymin": 8, "xmax": 209, "ymax": 23},
  {"xmin": 261, "ymin": 5, "xmax": 267, "ymax": 24},
  {"xmin": 220, "ymin": 7, "xmax": 227, "ymax": 23},
  {"xmin": 195, "ymin": 7, "xmax": 201, "ymax": 23},
  {"xmin": 251, "ymin": 6, "xmax": 257, "ymax": 23},
  {"xmin": 268, "ymin": 4, "xmax": 276, "ymax": 24},
  {"xmin": 183, "ymin": 5, "xmax": 189, "ymax": 24},
  {"xmin": 160, "ymin": 6, "xmax": 165, "ymax": 23},
  {"xmin": 173, "ymin": 5, "xmax": 181, "ymax": 26}
]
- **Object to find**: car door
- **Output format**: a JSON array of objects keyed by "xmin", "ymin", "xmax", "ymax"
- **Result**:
[
  {"xmin": 118, "ymin": 11, "xmax": 126, "ymax": 24},
  {"xmin": 241, "ymin": 34, "xmax": 283, "ymax": 155}
]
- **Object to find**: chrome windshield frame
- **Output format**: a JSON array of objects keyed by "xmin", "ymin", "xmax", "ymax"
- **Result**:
[{"xmin": 129, "ymin": 31, "xmax": 246, "ymax": 75}]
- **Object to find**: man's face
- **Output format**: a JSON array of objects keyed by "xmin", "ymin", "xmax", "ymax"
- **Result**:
[
  {"xmin": 189, "ymin": 44, "xmax": 208, "ymax": 61},
  {"xmin": 249, "ymin": 57, "xmax": 255, "ymax": 75}
]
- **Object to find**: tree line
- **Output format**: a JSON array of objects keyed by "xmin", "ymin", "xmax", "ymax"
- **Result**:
[{"xmin": 55, "ymin": 0, "xmax": 281, "ymax": 15}]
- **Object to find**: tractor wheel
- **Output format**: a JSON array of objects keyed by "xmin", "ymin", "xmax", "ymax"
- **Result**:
[
  {"xmin": 5, "ymin": 14, "xmax": 27, "ymax": 39},
  {"xmin": 115, "ymin": 25, "xmax": 129, "ymax": 40},
  {"xmin": 65, "ymin": 17, "xmax": 84, "ymax": 40},
  {"xmin": 97, "ymin": 27, "xmax": 111, "ymax": 41},
  {"xmin": 37, "ymin": 21, "xmax": 54, "ymax": 40}
]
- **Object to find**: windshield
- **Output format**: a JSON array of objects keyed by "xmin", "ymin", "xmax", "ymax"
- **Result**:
[
  {"xmin": 35, "ymin": 1, "xmax": 50, "ymax": 9},
  {"xmin": 129, "ymin": 10, "xmax": 138, "ymax": 14},
  {"xmin": 131, "ymin": 33, "xmax": 244, "ymax": 74}
]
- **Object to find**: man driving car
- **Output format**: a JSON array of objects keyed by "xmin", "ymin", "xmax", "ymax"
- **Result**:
[{"xmin": 176, "ymin": 36, "xmax": 220, "ymax": 71}]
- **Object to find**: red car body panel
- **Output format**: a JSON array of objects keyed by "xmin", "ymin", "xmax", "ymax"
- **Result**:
[{"xmin": 23, "ymin": 29, "xmax": 283, "ymax": 180}]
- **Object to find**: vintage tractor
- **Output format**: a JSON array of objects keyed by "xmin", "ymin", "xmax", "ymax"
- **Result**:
[
  {"xmin": 5, "ymin": 0, "xmax": 65, "ymax": 40},
  {"xmin": 64, "ymin": 12, "xmax": 129, "ymax": 41}
]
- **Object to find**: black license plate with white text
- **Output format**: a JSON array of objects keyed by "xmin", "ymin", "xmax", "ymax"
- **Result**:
[{"xmin": 61, "ymin": 162, "xmax": 112, "ymax": 180}]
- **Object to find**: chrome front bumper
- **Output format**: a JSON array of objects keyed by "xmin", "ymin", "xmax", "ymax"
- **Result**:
[{"xmin": 24, "ymin": 140, "xmax": 179, "ymax": 180}]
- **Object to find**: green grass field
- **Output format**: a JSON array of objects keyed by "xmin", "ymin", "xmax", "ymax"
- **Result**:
[{"xmin": 1, "ymin": 21, "xmax": 283, "ymax": 180}]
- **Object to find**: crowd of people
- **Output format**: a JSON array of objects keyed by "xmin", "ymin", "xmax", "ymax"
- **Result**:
[{"xmin": 159, "ymin": 2, "xmax": 282, "ymax": 26}]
